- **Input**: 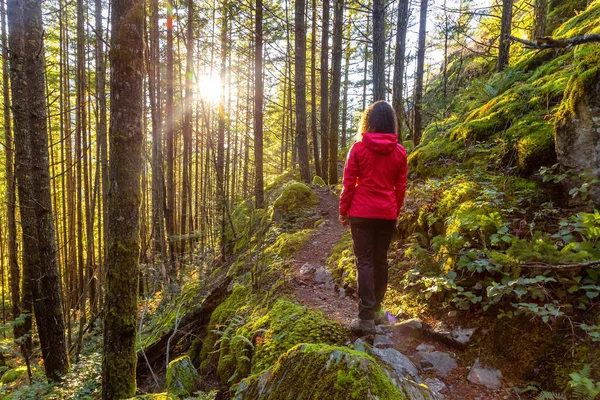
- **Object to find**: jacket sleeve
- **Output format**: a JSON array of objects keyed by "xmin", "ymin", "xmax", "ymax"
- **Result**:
[
  {"xmin": 395, "ymin": 151, "xmax": 408, "ymax": 217},
  {"xmin": 339, "ymin": 144, "xmax": 359, "ymax": 216}
]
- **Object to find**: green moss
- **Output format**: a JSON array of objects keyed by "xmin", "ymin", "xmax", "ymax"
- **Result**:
[
  {"xmin": 515, "ymin": 122, "xmax": 556, "ymax": 173},
  {"xmin": 273, "ymin": 182, "xmax": 318, "ymax": 213},
  {"xmin": 408, "ymin": 138, "xmax": 464, "ymax": 177},
  {"xmin": 127, "ymin": 394, "xmax": 179, "ymax": 400},
  {"xmin": 553, "ymin": 0, "xmax": 600, "ymax": 37},
  {"xmin": 327, "ymin": 231, "xmax": 355, "ymax": 286},
  {"xmin": 235, "ymin": 344, "xmax": 419, "ymax": 400},
  {"xmin": 264, "ymin": 229, "xmax": 314, "ymax": 260},
  {"xmin": 312, "ymin": 175, "xmax": 326, "ymax": 186},
  {"xmin": 249, "ymin": 299, "xmax": 347, "ymax": 373},
  {"xmin": 141, "ymin": 280, "xmax": 204, "ymax": 349},
  {"xmin": 165, "ymin": 355, "xmax": 200, "ymax": 397},
  {"xmin": 198, "ymin": 285, "xmax": 249, "ymax": 373},
  {"xmin": 0, "ymin": 366, "xmax": 27, "ymax": 384}
]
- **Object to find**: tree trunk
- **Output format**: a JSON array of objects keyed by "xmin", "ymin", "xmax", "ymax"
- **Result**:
[
  {"xmin": 533, "ymin": 0, "xmax": 547, "ymax": 39},
  {"xmin": 413, "ymin": 0, "xmax": 428, "ymax": 145},
  {"xmin": 341, "ymin": 46, "xmax": 350, "ymax": 148},
  {"xmin": 166, "ymin": 3, "xmax": 176, "ymax": 266},
  {"xmin": 392, "ymin": 0, "xmax": 409, "ymax": 141},
  {"xmin": 328, "ymin": 0, "xmax": 344, "ymax": 184},
  {"xmin": 149, "ymin": 0, "xmax": 167, "ymax": 270},
  {"xmin": 373, "ymin": 0, "xmax": 386, "ymax": 101},
  {"xmin": 319, "ymin": 0, "xmax": 330, "ymax": 181},
  {"xmin": 217, "ymin": 1, "xmax": 228, "ymax": 258},
  {"xmin": 254, "ymin": 0, "xmax": 265, "ymax": 208},
  {"xmin": 101, "ymin": 0, "xmax": 144, "ymax": 396},
  {"xmin": 310, "ymin": 0, "xmax": 321, "ymax": 178},
  {"xmin": 95, "ymin": 0, "xmax": 108, "ymax": 310},
  {"xmin": 498, "ymin": 0, "xmax": 513, "ymax": 71},
  {"xmin": 8, "ymin": 0, "xmax": 70, "ymax": 381},
  {"xmin": 1, "ymin": 0, "xmax": 21, "ymax": 348},
  {"xmin": 181, "ymin": 0, "xmax": 194, "ymax": 257},
  {"xmin": 295, "ymin": 0, "xmax": 311, "ymax": 182}
]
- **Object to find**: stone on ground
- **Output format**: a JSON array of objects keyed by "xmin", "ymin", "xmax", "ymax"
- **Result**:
[
  {"xmin": 450, "ymin": 327, "xmax": 476, "ymax": 347},
  {"xmin": 467, "ymin": 358, "xmax": 502, "ymax": 389},
  {"xmin": 373, "ymin": 334, "xmax": 394, "ymax": 349},
  {"xmin": 370, "ymin": 346, "xmax": 420, "ymax": 382},
  {"xmin": 299, "ymin": 263, "xmax": 316, "ymax": 275},
  {"xmin": 314, "ymin": 266, "xmax": 332, "ymax": 284},
  {"xmin": 420, "ymin": 351, "xmax": 457, "ymax": 377},
  {"xmin": 166, "ymin": 355, "xmax": 200, "ymax": 397}
]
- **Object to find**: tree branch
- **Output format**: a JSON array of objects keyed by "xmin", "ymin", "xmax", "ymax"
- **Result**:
[
  {"xmin": 520, "ymin": 259, "xmax": 600, "ymax": 270},
  {"xmin": 509, "ymin": 34, "xmax": 600, "ymax": 49}
]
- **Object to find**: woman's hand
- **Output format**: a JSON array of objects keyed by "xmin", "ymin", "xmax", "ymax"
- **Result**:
[{"xmin": 339, "ymin": 214, "xmax": 349, "ymax": 227}]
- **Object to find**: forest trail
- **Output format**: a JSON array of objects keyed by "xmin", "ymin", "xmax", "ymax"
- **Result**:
[{"xmin": 289, "ymin": 188, "xmax": 522, "ymax": 400}]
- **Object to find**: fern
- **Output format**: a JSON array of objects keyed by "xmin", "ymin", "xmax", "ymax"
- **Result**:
[{"xmin": 535, "ymin": 392, "xmax": 568, "ymax": 400}]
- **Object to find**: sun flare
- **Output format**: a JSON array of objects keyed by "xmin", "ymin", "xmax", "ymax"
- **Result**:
[{"xmin": 196, "ymin": 75, "xmax": 222, "ymax": 103}]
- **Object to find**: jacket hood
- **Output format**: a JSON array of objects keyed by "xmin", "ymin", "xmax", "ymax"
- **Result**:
[{"xmin": 361, "ymin": 133, "xmax": 398, "ymax": 154}]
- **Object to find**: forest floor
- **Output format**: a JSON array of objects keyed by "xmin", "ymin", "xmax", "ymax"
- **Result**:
[{"xmin": 290, "ymin": 187, "xmax": 525, "ymax": 400}]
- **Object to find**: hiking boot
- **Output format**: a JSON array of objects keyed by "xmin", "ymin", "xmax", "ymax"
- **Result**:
[
  {"xmin": 350, "ymin": 318, "xmax": 376, "ymax": 334},
  {"xmin": 374, "ymin": 312, "xmax": 389, "ymax": 326}
]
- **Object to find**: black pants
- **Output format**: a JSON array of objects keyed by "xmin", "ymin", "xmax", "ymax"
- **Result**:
[{"xmin": 350, "ymin": 216, "xmax": 395, "ymax": 320}]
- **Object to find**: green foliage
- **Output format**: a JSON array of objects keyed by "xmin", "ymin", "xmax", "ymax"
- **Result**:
[
  {"xmin": 326, "ymin": 231, "xmax": 355, "ymax": 286},
  {"xmin": 1, "ymin": 367, "xmax": 27, "ymax": 385}
]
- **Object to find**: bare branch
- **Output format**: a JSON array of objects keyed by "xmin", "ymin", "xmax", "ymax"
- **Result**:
[{"xmin": 509, "ymin": 34, "xmax": 600, "ymax": 49}]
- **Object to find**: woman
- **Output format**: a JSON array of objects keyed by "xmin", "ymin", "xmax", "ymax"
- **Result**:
[{"xmin": 339, "ymin": 101, "xmax": 408, "ymax": 334}]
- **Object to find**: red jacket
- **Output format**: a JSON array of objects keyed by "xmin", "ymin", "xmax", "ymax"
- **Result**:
[{"xmin": 339, "ymin": 133, "xmax": 408, "ymax": 220}]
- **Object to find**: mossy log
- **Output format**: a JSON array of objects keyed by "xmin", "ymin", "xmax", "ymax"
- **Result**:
[{"xmin": 136, "ymin": 276, "xmax": 232, "ymax": 380}]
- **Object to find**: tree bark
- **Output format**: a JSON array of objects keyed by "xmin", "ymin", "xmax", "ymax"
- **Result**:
[
  {"xmin": 254, "ymin": 0, "xmax": 265, "ymax": 208},
  {"xmin": 101, "ymin": 0, "xmax": 145, "ymax": 396},
  {"xmin": 413, "ymin": 0, "xmax": 428, "ymax": 145},
  {"xmin": 310, "ymin": 0, "xmax": 321, "ymax": 178},
  {"xmin": 328, "ymin": 0, "xmax": 344, "ymax": 184},
  {"xmin": 534, "ymin": 0, "xmax": 547, "ymax": 39},
  {"xmin": 8, "ymin": 0, "xmax": 70, "ymax": 381},
  {"xmin": 166, "ymin": 2, "xmax": 176, "ymax": 266},
  {"xmin": 392, "ymin": 0, "xmax": 409, "ymax": 141},
  {"xmin": 319, "ymin": 0, "xmax": 330, "ymax": 181},
  {"xmin": 373, "ymin": 0, "xmax": 386, "ymax": 101},
  {"xmin": 498, "ymin": 0, "xmax": 513, "ymax": 71},
  {"xmin": 295, "ymin": 0, "xmax": 311, "ymax": 182}
]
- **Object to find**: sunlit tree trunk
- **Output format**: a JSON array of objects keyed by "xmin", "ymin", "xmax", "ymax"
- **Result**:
[
  {"xmin": 295, "ymin": 0, "xmax": 311, "ymax": 182},
  {"xmin": 498, "ymin": 0, "xmax": 513, "ymax": 71},
  {"xmin": 328, "ymin": 0, "xmax": 344, "ymax": 184},
  {"xmin": 393, "ymin": 0, "xmax": 409, "ymax": 141},
  {"xmin": 254, "ymin": 0, "xmax": 265, "ymax": 207},
  {"xmin": 319, "ymin": 0, "xmax": 330, "ymax": 180},
  {"xmin": 413, "ymin": 0, "xmax": 428, "ymax": 145},
  {"xmin": 373, "ymin": 0, "xmax": 386, "ymax": 101},
  {"xmin": 310, "ymin": 0, "xmax": 321, "ymax": 178}
]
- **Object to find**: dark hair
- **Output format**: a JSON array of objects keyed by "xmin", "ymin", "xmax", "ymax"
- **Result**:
[{"xmin": 358, "ymin": 100, "xmax": 398, "ymax": 136}]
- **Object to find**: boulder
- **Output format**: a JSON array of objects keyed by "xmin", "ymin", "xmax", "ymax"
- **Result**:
[
  {"xmin": 234, "ymin": 344, "xmax": 439, "ymax": 400},
  {"xmin": 166, "ymin": 355, "xmax": 200, "ymax": 397},
  {"xmin": 419, "ymin": 351, "xmax": 457, "ymax": 377},
  {"xmin": 467, "ymin": 358, "xmax": 502, "ymax": 389}
]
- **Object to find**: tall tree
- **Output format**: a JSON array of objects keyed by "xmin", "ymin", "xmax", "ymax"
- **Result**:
[
  {"xmin": 166, "ymin": 2, "xmax": 176, "ymax": 265},
  {"xmin": 328, "ymin": 0, "xmax": 344, "ymax": 184},
  {"xmin": 373, "ymin": 0, "xmax": 386, "ymax": 101},
  {"xmin": 1, "ymin": 0, "xmax": 22, "ymax": 350},
  {"xmin": 148, "ymin": 0, "xmax": 167, "ymax": 267},
  {"xmin": 310, "ymin": 0, "xmax": 321, "ymax": 178},
  {"xmin": 498, "ymin": 0, "xmax": 513, "ymax": 71},
  {"xmin": 101, "ymin": 0, "xmax": 145, "ymax": 396},
  {"xmin": 254, "ymin": 0, "xmax": 265, "ymax": 208},
  {"xmin": 181, "ymin": 0, "xmax": 194, "ymax": 256},
  {"xmin": 8, "ymin": 0, "xmax": 70, "ymax": 381},
  {"xmin": 295, "ymin": 0, "xmax": 311, "ymax": 182},
  {"xmin": 319, "ymin": 0, "xmax": 330, "ymax": 180},
  {"xmin": 413, "ymin": 0, "xmax": 428, "ymax": 145},
  {"xmin": 392, "ymin": 0, "xmax": 409, "ymax": 141}
]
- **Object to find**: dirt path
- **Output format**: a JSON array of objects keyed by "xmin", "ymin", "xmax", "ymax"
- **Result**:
[{"xmin": 290, "ymin": 187, "xmax": 523, "ymax": 400}]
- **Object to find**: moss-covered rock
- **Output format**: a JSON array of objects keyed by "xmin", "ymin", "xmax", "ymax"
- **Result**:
[
  {"xmin": 273, "ymin": 182, "xmax": 318, "ymax": 214},
  {"xmin": 234, "ymin": 344, "xmax": 437, "ymax": 400},
  {"xmin": 0, "ymin": 366, "xmax": 27, "ymax": 384},
  {"xmin": 264, "ymin": 229, "xmax": 314, "ymax": 260},
  {"xmin": 249, "ymin": 299, "xmax": 348, "ymax": 373},
  {"xmin": 327, "ymin": 231, "xmax": 355, "ymax": 286},
  {"xmin": 312, "ymin": 175, "xmax": 326, "ymax": 186},
  {"xmin": 166, "ymin": 355, "xmax": 200, "ymax": 397}
]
